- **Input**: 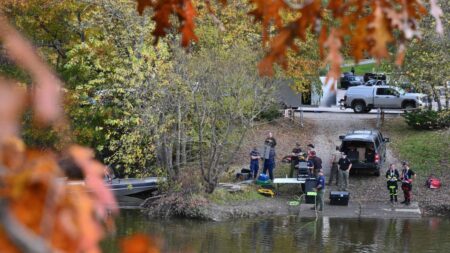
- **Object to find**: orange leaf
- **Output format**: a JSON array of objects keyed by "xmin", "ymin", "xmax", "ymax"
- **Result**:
[
  {"xmin": 179, "ymin": 0, "xmax": 198, "ymax": 47},
  {"xmin": 69, "ymin": 145, "xmax": 118, "ymax": 218},
  {"xmin": 120, "ymin": 234, "xmax": 161, "ymax": 253},
  {"xmin": 136, "ymin": 0, "xmax": 152, "ymax": 15},
  {"xmin": 369, "ymin": 3, "xmax": 393, "ymax": 59}
]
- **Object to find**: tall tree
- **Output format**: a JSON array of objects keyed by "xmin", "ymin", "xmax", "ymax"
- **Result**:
[{"xmin": 384, "ymin": 1, "xmax": 449, "ymax": 110}]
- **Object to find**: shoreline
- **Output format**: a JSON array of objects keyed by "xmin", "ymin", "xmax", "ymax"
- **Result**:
[{"xmin": 142, "ymin": 197, "xmax": 450, "ymax": 221}]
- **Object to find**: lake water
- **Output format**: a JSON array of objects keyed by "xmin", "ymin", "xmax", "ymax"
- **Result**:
[{"xmin": 102, "ymin": 209, "xmax": 450, "ymax": 253}]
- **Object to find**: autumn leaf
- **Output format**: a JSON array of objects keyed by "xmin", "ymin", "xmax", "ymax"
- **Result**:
[
  {"xmin": 430, "ymin": 0, "xmax": 444, "ymax": 34},
  {"xmin": 178, "ymin": 0, "xmax": 198, "ymax": 47},
  {"xmin": 136, "ymin": 0, "xmax": 152, "ymax": 15},
  {"xmin": 69, "ymin": 145, "xmax": 118, "ymax": 218},
  {"xmin": 324, "ymin": 29, "xmax": 343, "ymax": 82},
  {"xmin": 369, "ymin": 3, "xmax": 393, "ymax": 60},
  {"xmin": 0, "ymin": 16, "xmax": 62, "ymax": 124},
  {"xmin": 120, "ymin": 234, "xmax": 161, "ymax": 253}
]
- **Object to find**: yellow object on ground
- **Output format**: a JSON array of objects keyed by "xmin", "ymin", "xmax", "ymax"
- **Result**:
[{"xmin": 258, "ymin": 188, "xmax": 275, "ymax": 198}]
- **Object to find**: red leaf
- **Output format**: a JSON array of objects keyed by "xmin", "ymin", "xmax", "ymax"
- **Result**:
[
  {"xmin": 179, "ymin": 0, "xmax": 198, "ymax": 47},
  {"xmin": 120, "ymin": 234, "xmax": 161, "ymax": 253},
  {"xmin": 151, "ymin": 0, "xmax": 174, "ymax": 42},
  {"xmin": 136, "ymin": 0, "xmax": 152, "ymax": 15}
]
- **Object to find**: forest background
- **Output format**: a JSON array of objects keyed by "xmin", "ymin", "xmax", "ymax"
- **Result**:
[{"xmin": 0, "ymin": 0, "xmax": 447, "ymax": 252}]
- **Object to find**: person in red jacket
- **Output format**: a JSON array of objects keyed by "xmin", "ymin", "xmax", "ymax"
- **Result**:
[{"xmin": 400, "ymin": 161, "xmax": 416, "ymax": 205}]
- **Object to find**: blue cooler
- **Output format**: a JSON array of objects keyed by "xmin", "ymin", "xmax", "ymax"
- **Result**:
[
  {"xmin": 256, "ymin": 174, "xmax": 270, "ymax": 185},
  {"xmin": 258, "ymin": 174, "xmax": 269, "ymax": 181}
]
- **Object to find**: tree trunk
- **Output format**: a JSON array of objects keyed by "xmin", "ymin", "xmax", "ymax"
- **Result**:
[
  {"xmin": 445, "ymin": 84, "xmax": 449, "ymax": 110},
  {"xmin": 430, "ymin": 84, "xmax": 442, "ymax": 111},
  {"xmin": 204, "ymin": 182, "xmax": 216, "ymax": 194},
  {"xmin": 175, "ymin": 100, "xmax": 181, "ymax": 170}
]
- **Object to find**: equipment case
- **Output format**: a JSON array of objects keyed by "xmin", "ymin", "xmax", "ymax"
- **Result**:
[
  {"xmin": 329, "ymin": 191, "xmax": 349, "ymax": 206},
  {"xmin": 304, "ymin": 178, "xmax": 317, "ymax": 204}
]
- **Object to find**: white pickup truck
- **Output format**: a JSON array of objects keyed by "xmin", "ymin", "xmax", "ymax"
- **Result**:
[{"xmin": 341, "ymin": 85, "xmax": 428, "ymax": 113}]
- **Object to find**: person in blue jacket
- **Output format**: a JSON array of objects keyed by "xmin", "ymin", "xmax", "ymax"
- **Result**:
[
  {"xmin": 313, "ymin": 169, "xmax": 326, "ymax": 211},
  {"xmin": 249, "ymin": 147, "xmax": 261, "ymax": 180}
]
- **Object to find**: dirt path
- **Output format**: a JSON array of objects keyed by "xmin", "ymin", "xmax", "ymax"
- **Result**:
[
  {"xmin": 232, "ymin": 113, "xmax": 449, "ymax": 216},
  {"xmin": 305, "ymin": 112, "xmax": 401, "ymax": 203}
]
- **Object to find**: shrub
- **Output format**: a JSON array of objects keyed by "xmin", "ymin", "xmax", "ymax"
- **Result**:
[
  {"xmin": 257, "ymin": 102, "xmax": 282, "ymax": 121},
  {"xmin": 403, "ymin": 109, "xmax": 450, "ymax": 130}
]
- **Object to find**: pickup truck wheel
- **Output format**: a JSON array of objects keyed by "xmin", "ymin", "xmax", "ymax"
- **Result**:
[
  {"xmin": 353, "ymin": 101, "xmax": 366, "ymax": 113},
  {"xmin": 403, "ymin": 103, "xmax": 415, "ymax": 111}
]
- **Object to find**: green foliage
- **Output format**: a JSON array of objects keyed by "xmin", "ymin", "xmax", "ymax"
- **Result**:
[
  {"xmin": 403, "ymin": 109, "xmax": 450, "ymax": 130},
  {"xmin": 256, "ymin": 102, "xmax": 282, "ymax": 121},
  {"xmin": 384, "ymin": 118, "xmax": 449, "ymax": 176},
  {"xmin": 208, "ymin": 187, "xmax": 264, "ymax": 205},
  {"xmin": 341, "ymin": 63, "xmax": 377, "ymax": 75}
]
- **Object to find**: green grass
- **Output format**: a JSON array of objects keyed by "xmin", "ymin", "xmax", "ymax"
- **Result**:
[
  {"xmin": 341, "ymin": 63, "xmax": 378, "ymax": 75},
  {"xmin": 382, "ymin": 118, "xmax": 449, "ymax": 177},
  {"xmin": 208, "ymin": 187, "xmax": 264, "ymax": 205}
]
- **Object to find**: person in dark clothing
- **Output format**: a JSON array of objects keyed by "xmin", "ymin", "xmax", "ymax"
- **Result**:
[
  {"xmin": 308, "ymin": 151, "xmax": 322, "ymax": 176},
  {"xmin": 400, "ymin": 161, "xmax": 416, "ymax": 205},
  {"xmin": 351, "ymin": 67, "xmax": 355, "ymax": 75},
  {"xmin": 289, "ymin": 143, "xmax": 302, "ymax": 178},
  {"xmin": 311, "ymin": 169, "xmax": 326, "ymax": 211},
  {"xmin": 249, "ymin": 147, "xmax": 261, "ymax": 180},
  {"xmin": 365, "ymin": 145, "xmax": 375, "ymax": 163},
  {"xmin": 264, "ymin": 132, "xmax": 277, "ymax": 148},
  {"xmin": 338, "ymin": 153, "xmax": 352, "ymax": 191},
  {"xmin": 263, "ymin": 132, "xmax": 276, "ymax": 181},
  {"xmin": 386, "ymin": 163, "xmax": 400, "ymax": 203},
  {"xmin": 306, "ymin": 143, "xmax": 315, "ymax": 158}
]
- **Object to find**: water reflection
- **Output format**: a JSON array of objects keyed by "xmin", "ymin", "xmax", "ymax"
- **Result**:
[{"xmin": 102, "ymin": 210, "xmax": 450, "ymax": 253}]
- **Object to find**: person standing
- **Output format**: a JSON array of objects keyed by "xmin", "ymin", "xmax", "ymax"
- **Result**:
[
  {"xmin": 338, "ymin": 153, "xmax": 352, "ymax": 191},
  {"xmin": 328, "ymin": 147, "xmax": 341, "ymax": 186},
  {"xmin": 289, "ymin": 143, "xmax": 302, "ymax": 178},
  {"xmin": 351, "ymin": 66, "xmax": 355, "ymax": 75},
  {"xmin": 400, "ymin": 161, "xmax": 416, "ymax": 205},
  {"xmin": 249, "ymin": 147, "xmax": 261, "ymax": 180},
  {"xmin": 306, "ymin": 143, "xmax": 315, "ymax": 158},
  {"xmin": 263, "ymin": 132, "xmax": 276, "ymax": 181},
  {"xmin": 312, "ymin": 169, "xmax": 326, "ymax": 211},
  {"xmin": 308, "ymin": 151, "xmax": 322, "ymax": 177},
  {"xmin": 386, "ymin": 164, "xmax": 400, "ymax": 203}
]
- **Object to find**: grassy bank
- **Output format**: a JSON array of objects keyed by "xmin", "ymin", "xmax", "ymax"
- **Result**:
[
  {"xmin": 208, "ymin": 187, "xmax": 264, "ymax": 205},
  {"xmin": 382, "ymin": 118, "xmax": 449, "ymax": 176},
  {"xmin": 341, "ymin": 63, "xmax": 377, "ymax": 75}
]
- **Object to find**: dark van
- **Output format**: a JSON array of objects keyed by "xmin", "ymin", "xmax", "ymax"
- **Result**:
[{"xmin": 338, "ymin": 129, "xmax": 390, "ymax": 176}]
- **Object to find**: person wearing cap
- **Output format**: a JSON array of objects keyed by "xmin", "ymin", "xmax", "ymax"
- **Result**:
[
  {"xmin": 400, "ymin": 161, "xmax": 416, "ymax": 205},
  {"xmin": 338, "ymin": 153, "xmax": 352, "ymax": 191},
  {"xmin": 386, "ymin": 163, "xmax": 400, "ymax": 203},
  {"xmin": 289, "ymin": 143, "xmax": 302, "ymax": 178},
  {"xmin": 312, "ymin": 169, "xmax": 326, "ymax": 211}
]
